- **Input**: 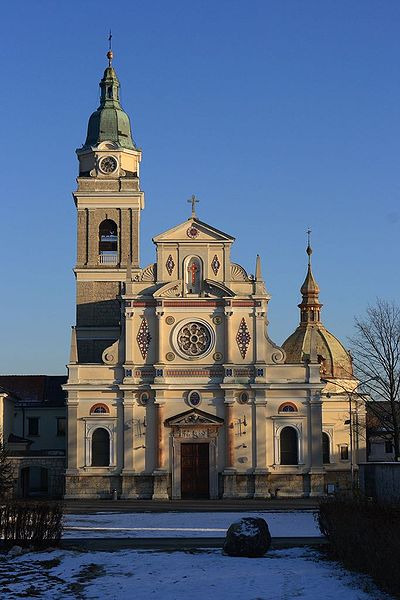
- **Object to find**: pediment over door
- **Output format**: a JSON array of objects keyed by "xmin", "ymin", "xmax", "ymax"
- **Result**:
[{"xmin": 165, "ymin": 409, "xmax": 224, "ymax": 428}]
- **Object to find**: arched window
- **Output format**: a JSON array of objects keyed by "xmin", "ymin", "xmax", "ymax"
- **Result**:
[
  {"xmin": 99, "ymin": 219, "xmax": 118, "ymax": 264},
  {"xmin": 185, "ymin": 256, "xmax": 202, "ymax": 294},
  {"xmin": 322, "ymin": 432, "xmax": 330, "ymax": 464},
  {"xmin": 90, "ymin": 403, "xmax": 110, "ymax": 415},
  {"xmin": 280, "ymin": 426, "xmax": 298, "ymax": 465},
  {"xmin": 91, "ymin": 428, "xmax": 110, "ymax": 466},
  {"xmin": 279, "ymin": 402, "xmax": 297, "ymax": 413}
]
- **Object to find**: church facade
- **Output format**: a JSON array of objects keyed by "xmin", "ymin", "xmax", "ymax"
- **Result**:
[{"xmin": 64, "ymin": 52, "xmax": 362, "ymax": 500}]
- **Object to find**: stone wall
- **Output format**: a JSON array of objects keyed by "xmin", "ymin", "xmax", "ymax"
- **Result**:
[
  {"xmin": 9, "ymin": 457, "xmax": 65, "ymax": 499},
  {"xmin": 359, "ymin": 462, "xmax": 400, "ymax": 503}
]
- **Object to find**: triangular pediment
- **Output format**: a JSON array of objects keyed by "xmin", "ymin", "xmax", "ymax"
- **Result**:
[
  {"xmin": 153, "ymin": 218, "xmax": 235, "ymax": 244},
  {"xmin": 165, "ymin": 408, "xmax": 224, "ymax": 427}
]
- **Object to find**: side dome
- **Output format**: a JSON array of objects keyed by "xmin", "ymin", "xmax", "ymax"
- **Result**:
[
  {"xmin": 282, "ymin": 325, "xmax": 353, "ymax": 378},
  {"xmin": 283, "ymin": 236, "xmax": 353, "ymax": 379}
]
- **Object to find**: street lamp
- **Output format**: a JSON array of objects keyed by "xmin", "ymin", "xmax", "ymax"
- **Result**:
[{"xmin": 321, "ymin": 376, "xmax": 378, "ymax": 490}]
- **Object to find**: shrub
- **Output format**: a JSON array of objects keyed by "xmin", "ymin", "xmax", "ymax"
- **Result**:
[
  {"xmin": 0, "ymin": 501, "xmax": 63, "ymax": 548},
  {"xmin": 318, "ymin": 496, "xmax": 400, "ymax": 598}
]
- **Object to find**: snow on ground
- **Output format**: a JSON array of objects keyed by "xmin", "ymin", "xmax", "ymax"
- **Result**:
[
  {"xmin": 0, "ymin": 547, "xmax": 392, "ymax": 600},
  {"xmin": 64, "ymin": 511, "xmax": 321, "ymax": 538}
]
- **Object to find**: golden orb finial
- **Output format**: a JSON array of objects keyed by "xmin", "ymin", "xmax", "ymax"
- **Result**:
[{"xmin": 107, "ymin": 30, "xmax": 113, "ymax": 66}]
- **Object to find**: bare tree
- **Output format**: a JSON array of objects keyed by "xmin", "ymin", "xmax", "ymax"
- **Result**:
[{"xmin": 349, "ymin": 299, "xmax": 400, "ymax": 461}]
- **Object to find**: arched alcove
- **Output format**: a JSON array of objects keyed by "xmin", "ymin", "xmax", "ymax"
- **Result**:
[
  {"xmin": 91, "ymin": 428, "xmax": 110, "ymax": 466},
  {"xmin": 280, "ymin": 426, "xmax": 298, "ymax": 465}
]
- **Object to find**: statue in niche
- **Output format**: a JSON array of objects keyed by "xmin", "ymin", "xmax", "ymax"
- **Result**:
[{"xmin": 186, "ymin": 257, "xmax": 202, "ymax": 294}]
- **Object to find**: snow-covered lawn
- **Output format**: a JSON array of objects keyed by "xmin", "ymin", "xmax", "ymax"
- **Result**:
[
  {"xmin": 0, "ymin": 547, "xmax": 392, "ymax": 599},
  {"xmin": 64, "ymin": 511, "xmax": 321, "ymax": 538}
]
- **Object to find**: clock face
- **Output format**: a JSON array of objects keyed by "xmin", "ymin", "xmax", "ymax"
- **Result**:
[{"xmin": 99, "ymin": 155, "xmax": 118, "ymax": 174}]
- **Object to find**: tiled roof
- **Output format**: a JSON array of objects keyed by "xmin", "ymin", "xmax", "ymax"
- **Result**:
[{"xmin": 0, "ymin": 375, "xmax": 67, "ymax": 406}]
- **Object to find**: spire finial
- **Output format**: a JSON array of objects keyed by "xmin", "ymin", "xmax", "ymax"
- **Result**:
[
  {"xmin": 255, "ymin": 254, "xmax": 262, "ymax": 280},
  {"xmin": 107, "ymin": 30, "xmax": 113, "ymax": 66},
  {"xmin": 306, "ymin": 227, "xmax": 312, "ymax": 266},
  {"xmin": 188, "ymin": 194, "xmax": 199, "ymax": 218}
]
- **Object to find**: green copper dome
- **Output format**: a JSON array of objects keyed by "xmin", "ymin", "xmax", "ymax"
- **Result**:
[{"xmin": 83, "ymin": 65, "xmax": 135, "ymax": 150}]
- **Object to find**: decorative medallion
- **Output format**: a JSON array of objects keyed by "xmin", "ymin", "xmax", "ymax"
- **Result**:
[
  {"xmin": 166, "ymin": 254, "xmax": 175, "ymax": 276},
  {"xmin": 213, "ymin": 316, "xmax": 222, "ymax": 325},
  {"xmin": 166, "ymin": 316, "xmax": 175, "ymax": 325},
  {"xmin": 211, "ymin": 255, "xmax": 221, "ymax": 276},
  {"xmin": 137, "ymin": 318, "xmax": 152, "ymax": 359},
  {"xmin": 213, "ymin": 352, "xmax": 223, "ymax": 361},
  {"xmin": 238, "ymin": 392, "xmax": 249, "ymax": 404},
  {"xmin": 139, "ymin": 392, "xmax": 150, "ymax": 406},
  {"xmin": 236, "ymin": 318, "xmax": 251, "ymax": 359},
  {"xmin": 166, "ymin": 352, "xmax": 175, "ymax": 361},
  {"xmin": 176, "ymin": 321, "xmax": 212, "ymax": 357},
  {"xmin": 188, "ymin": 391, "xmax": 201, "ymax": 407},
  {"xmin": 186, "ymin": 226, "xmax": 199, "ymax": 239}
]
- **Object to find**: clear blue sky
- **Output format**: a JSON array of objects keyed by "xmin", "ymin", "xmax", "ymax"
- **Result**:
[{"xmin": 1, "ymin": 0, "xmax": 399, "ymax": 374}]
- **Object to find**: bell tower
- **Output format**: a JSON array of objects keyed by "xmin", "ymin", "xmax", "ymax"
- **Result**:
[{"xmin": 73, "ymin": 49, "xmax": 144, "ymax": 363}]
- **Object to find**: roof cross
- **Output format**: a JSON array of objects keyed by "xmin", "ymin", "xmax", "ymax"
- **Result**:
[
  {"xmin": 107, "ymin": 30, "xmax": 113, "ymax": 66},
  {"xmin": 306, "ymin": 228, "xmax": 313, "ymax": 265},
  {"xmin": 187, "ymin": 194, "xmax": 199, "ymax": 218}
]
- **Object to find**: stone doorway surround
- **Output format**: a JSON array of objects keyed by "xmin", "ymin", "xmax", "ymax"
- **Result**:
[{"xmin": 165, "ymin": 409, "xmax": 224, "ymax": 500}]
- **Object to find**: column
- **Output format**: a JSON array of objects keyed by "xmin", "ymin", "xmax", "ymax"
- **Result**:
[
  {"xmin": 66, "ymin": 400, "xmax": 78, "ymax": 473},
  {"xmin": 152, "ymin": 400, "xmax": 169, "ymax": 499},
  {"xmin": 122, "ymin": 400, "xmax": 135, "ymax": 472},
  {"xmin": 224, "ymin": 310, "xmax": 233, "ymax": 364},
  {"xmin": 121, "ymin": 397, "xmax": 139, "ymax": 498},
  {"xmin": 223, "ymin": 397, "xmax": 236, "ymax": 498},
  {"xmin": 253, "ymin": 394, "xmax": 270, "ymax": 498},
  {"xmin": 254, "ymin": 309, "xmax": 266, "ymax": 364},
  {"xmin": 154, "ymin": 402, "xmax": 166, "ymax": 470},
  {"xmin": 124, "ymin": 309, "xmax": 134, "ymax": 364},
  {"xmin": 156, "ymin": 310, "xmax": 164, "ymax": 365},
  {"xmin": 309, "ymin": 392, "xmax": 324, "ymax": 497}
]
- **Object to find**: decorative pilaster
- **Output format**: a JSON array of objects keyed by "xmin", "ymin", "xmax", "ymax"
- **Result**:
[
  {"xmin": 66, "ymin": 400, "xmax": 79, "ymax": 473},
  {"xmin": 152, "ymin": 400, "xmax": 169, "ymax": 499},
  {"xmin": 253, "ymin": 395, "xmax": 270, "ymax": 498},
  {"xmin": 223, "ymin": 397, "xmax": 236, "ymax": 498},
  {"xmin": 309, "ymin": 392, "xmax": 324, "ymax": 497},
  {"xmin": 224, "ymin": 310, "xmax": 233, "ymax": 364},
  {"xmin": 156, "ymin": 309, "xmax": 164, "ymax": 364},
  {"xmin": 122, "ymin": 399, "xmax": 135, "ymax": 472}
]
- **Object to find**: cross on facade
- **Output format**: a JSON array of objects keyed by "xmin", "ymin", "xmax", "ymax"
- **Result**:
[
  {"xmin": 188, "ymin": 261, "xmax": 199, "ymax": 285},
  {"xmin": 187, "ymin": 194, "xmax": 199, "ymax": 217}
]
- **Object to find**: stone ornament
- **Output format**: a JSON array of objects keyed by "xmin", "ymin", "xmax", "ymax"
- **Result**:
[
  {"xmin": 166, "ymin": 352, "xmax": 175, "ymax": 361},
  {"xmin": 213, "ymin": 352, "xmax": 223, "ymax": 361},
  {"xmin": 166, "ymin": 254, "xmax": 175, "ymax": 276},
  {"xmin": 236, "ymin": 318, "xmax": 251, "ymax": 359},
  {"xmin": 186, "ymin": 226, "xmax": 199, "ymax": 239},
  {"xmin": 213, "ymin": 316, "xmax": 222, "ymax": 325},
  {"xmin": 211, "ymin": 255, "xmax": 221, "ymax": 276},
  {"xmin": 137, "ymin": 318, "xmax": 151, "ymax": 359},
  {"xmin": 177, "ymin": 321, "xmax": 212, "ymax": 358},
  {"xmin": 166, "ymin": 316, "xmax": 175, "ymax": 325}
]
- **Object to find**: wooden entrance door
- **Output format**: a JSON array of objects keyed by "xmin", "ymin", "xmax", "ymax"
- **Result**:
[{"xmin": 181, "ymin": 443, "xmax": 209, "ymax": 499}]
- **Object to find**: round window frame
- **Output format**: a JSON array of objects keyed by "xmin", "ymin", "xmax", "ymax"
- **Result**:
[
  {"xmin": 98, "ymin": 155, "xmax": 118, "ymax": 175},
  {"xmin": 187, "ymin": 390, "xmax": 202, "ymax": 408},
  {"xmin": 172, "ymin": 318, "xmax": 215, "ymax": 361},
  {"xmin": 238, "ymin": 392, "xmax": 250, "ymax": 404},
  {"xmin": 139, "ymin": 392, "xmax": 150, "ymax": 406}
]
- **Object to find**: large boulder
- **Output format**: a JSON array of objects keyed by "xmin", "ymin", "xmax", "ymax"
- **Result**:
[{"xmin": 223, "ymin": 517, "xmax": 271, "ymax": 557}]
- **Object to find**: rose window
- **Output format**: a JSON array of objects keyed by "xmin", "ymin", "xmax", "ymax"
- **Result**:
[{"xmin": 177, "ymin": 322, "xmax": 212, "ymax": 357}]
